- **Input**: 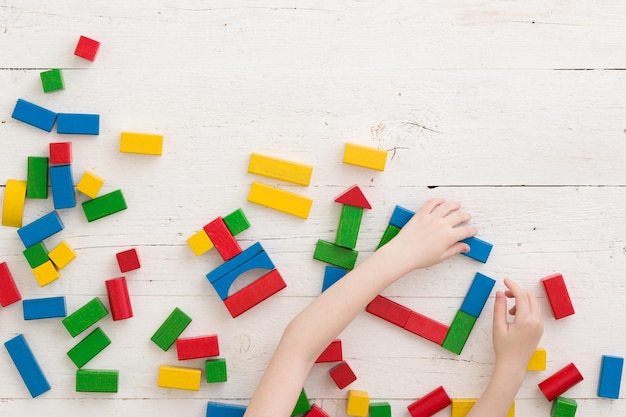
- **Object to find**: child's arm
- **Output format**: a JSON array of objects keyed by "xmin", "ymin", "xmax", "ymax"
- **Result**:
[{"xmin": 244, "ymin": 198, "xmax": 477, "ymax": 417}]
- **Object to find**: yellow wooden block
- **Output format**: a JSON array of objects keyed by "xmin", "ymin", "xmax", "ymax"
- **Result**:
[
  {"xmin": 343, "ymin": 143, "xmax": 388, "ymax": 171},
  {"xmin": 48, "ymin": 240, "xmax": 77, "ymax": 269},
  {"xmin": 346, "ymin": 390, "xmax": 369, "ymax": 417},
  {"xmin": 527, "ymin": 347, "xmax": 547, "ymax": 371},
  {"xmin": 32, "ymin": 260, "xmax": 60, "ymax": 287},
  {"xmin": 120, "ymin": 132, "xmax": 163, "ymax": 156},
  {"xmin": 247, "ymin": 181, "xmax": 313, "ymax": 219},
  {"xmin": 248, "ymin": 153, "xmax": 313, "ymax": 186},
  {"xmin": 2, "ymin": 180, "xmax": 27, "ymax": 227},
  {"xmin": 452, "ymin": 399, "xmax": 514, "ymax": 417},
  {"xmin": 187, "ymin": 229, "xmax": 214, "ymax": 256},
  {"xmin": 157, "ymin": 365, "xmax": 201, "ymax": 391},
  {"xmin": 76, "ymin": 171, "xmax": 104, "ymax": 199}
]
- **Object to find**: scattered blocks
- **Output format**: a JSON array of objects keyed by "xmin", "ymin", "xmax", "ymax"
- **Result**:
[
  {"xmin": 32, "ymin": 260, "xmax": 60, "ymax": 287},
  {"xmin": 57, "ymin": 113, "xmax": 100, "ymax": 135},
  {"xmin": 23, "ymin": 296, "xmax": 67, "ymax": 320},
  {"xmin": 321, "ymin": 266, "xmax": 347, "ymax": 292},
  {"xmin": 67, "ymin": 327, "xmax": 111, "ymax": 368},
  {"xmin": 120, "ymin": 132, "xmax": 163, "ymax": 155},
  {"xmin": 329, "ymin": 361, "xmax": 357, "ymax": 389},
  {"xmin": 538, "ymin": 362, "xmax": 584, "ymax": 401},
  {"xmin": 313, "ymin": 239, "xmax": 358, "ymax": 270},
  {"xmin": 459, "ymin": 272, "xmax": 496, "ymax": 318},
  {"xmin": 203, "ymin": 217, "xmax": 242, "ymax": 261},
  {"xmin": 205, "ymin": 358, "xmax": 227, "ymax": 383},
  {"xmin": 11, "ymin": 98, "xmax": 57, "ymax": 132},
  {"xmin": 76, "ymin": 369, "xmax": 119, "ymax": 393},
  {"xmin": 459, "ymin": 236, "xmax": 493, "ymax": 263},
  {"xmin": 74, "ymin": 35, "xmax": 100, "ymax": 61},
  {"xmin": 176, "ymin": 335, "xmax": 219, "ymax": 360},
  {"xmin": 343, "ymin": 143, "xmax": 388, "ymax": 171},
  {"xmin": 151, "ymin": 307, "xmax": 192, "ymax": 351},
  {"xmin": 62, "ymin": 297, "xmax": 109, "ymax": 337},
  {"xmin": 50, "ymin": 164, "xmax": 76, "ymax": 209},
  {"xmin": 316, "ymin": 339, "xmax": 343, "ymax": 363},
  {"xmin": 23, "ymin": 242, "xmax": 49, "ymax": 268},
  {"xmin": 369, "ymin": 402, "xmax": 392, "ymax": 417},
  {"xmin": 551, "ymin": 397, "xmax": 578, "ymax": 417},
  {"xmin": 441, "ymin": 310, "xmax": 477, "ymax": 355},
  {"xmin": 292, "ymin": 389, "xmax": 311, "ymax": 416},
  {"xmin": 541, "ymin": 273, "xmax": 575, "ymax": 320},
  {"xmin": 82, "ymin": 189, "xmax": 127, "ymax": 222},
  {"xmin": 346, "ymin": 390, "xmax": 370, "ymax": 417},
  {"xmin": 105, "ymin": 277, "xmax": 133, "ymax": 321},
  {"xmin": 598, "ymin": 355, "xmax": 623, "ymax": 399},
  {"xmin": 223, "ymin": 208, "xmax": 251, "ymax": 236},
  {"xmin": 187, "ymin": 229, "xmax": 214, "ymax": 256},
  {"xmin": 157, "ymin": 365, "xmax": 201, "ymax": 391},
  {"xmin": 76, "ymin": 171, "xmax": 104, "ymax": 198},
  {"xmin": 48, "ymin": 240, "xmax": 77, "ymax": 269},
  {"xmin": 17, "ymin": 210, "xmax": 64, "ymax": 248},
  {"xmin": 527, "ymin": 348, "xmax": 547, "ymax": 371},
  {"xmin": 2, "ymin": 179, "xmax": 27, "ymax": 227},
  {"xmin": 4, "ymin": 334, "xmax": 50, "ymax": 398},
  {"xmin": 207, "ymin": 402, "xmax": 247, "ymax": 417},
  {"xmin": 49, "ymin": 142, "xmax": 72, "ymax": 165},
  {"xmin": 40, "ymin": 68, "xmax": 64, "ymax": 93},
  {"xmin": 248, "ymin": 153, "xmax": 313, "ymax": 186},
  {"xmin": 116, "ymin": 248, "xmax": 141, "ymax": 272},
  {"xmin": 223, "ymin": 269, "xmax": 286, "ymax": 318},
  {"xmin": 407, "ymin": 386, "xmax": 451, "ymax": 417},
  {"xmin": 0, "ymin": 262, "xmax": 22, "ymax": 307},
  {"xmin": 247, "ymin": 181, "xmax": 313, "ymax": 219},
  {"xmin": 26, "ymin": 156, "xmax": 49, "ymax": 199}
]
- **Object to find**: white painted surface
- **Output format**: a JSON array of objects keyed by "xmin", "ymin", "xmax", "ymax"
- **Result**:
[{"xmin": 1, "ymin": 1, "xmax": 625, "ymax": 416}]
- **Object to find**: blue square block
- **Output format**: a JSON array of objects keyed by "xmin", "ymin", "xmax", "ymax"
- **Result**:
[
  {"xmin": 389, "ymin": 205, "xmax": 415, "ymax": 229},
  {"xmin": 598, "ymin": 355, "xmax": 623, "ymax": 399},
  {"xmin": 17, "ymin": 211, "xmax": 64, "ymax": 248},
  {"xmin": 206, "ymin": 402, "xmax": 246, "ymax": 417},
  {"xmin": 460, "ymin": 236, "xmax": 493, "ymax": 263},
  {"xmin": 460, "ymin": 272, "xmax": 496, "ymax": 318},
  {"xmin": 57, "ymin": 113, "xmax": 100, "ymax": 135},
  {"xmin": 322, "ymin": 266, "xmax": 347, "ymax": 292},
  {"xmin": 23, "ymin": 296, "xmax": 67, "ymax": 320},
  {"xmin": 11, "ymin": 99, "xmax": 57, "ymax": 132},
  {"xmin": 4, "ymin": 334, "xmax": 51, "ymax": 398},
  {"xmin": 50, "ymin": 165, "xmax": 76, "ymax": 209}
]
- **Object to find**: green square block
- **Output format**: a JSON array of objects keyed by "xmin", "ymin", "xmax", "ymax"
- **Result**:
[
  {"xmin": 335, "ymin": 205, "xmax": 363, "ymax": 249},
  {"xmin": 26, "ymin": 156, "xmax": 49, "ymax": 199},
  {"xmin": 377, "ymin": 224, "xmax": 401, "ymax": 249},
  {"xmin": 76, "ymin": 369, "xmax": 119, "ymax": 392},
  {"xmin": 313, "ymin": 239, "xmax": 358, "ymax": 270},
  {"xmin": 441, "ymin": 310, "xmax": 477, "ymax": 355},
  {"xmin": 223, "ymin": 208, "xmax": 250, "ymax": 236},
  {"xmin": 551, "ymin": 397, "xmax": 578, "ymax": 417},
  {"xmin": 82, "ymin": 189, "xmax": 127, "ymax": 222},
  {"xmin": 205, "ymin": 358, "xmax": 227, "ymax": 383},
  {"xmin": 291, "ymin": 388, "xmax": 311, "ymax": 416},
  {"xmin": 369, "ymin": 402, "xmax": 392, "ymax": 417},
  {"xmin": 23, "ymin": 242, "xmax": 49, "ymax": 268},
  {"xmin": 40, "ymin": 68, "xmax": 64, "ymax": 93},
  {"xmin": 62, "ymin": 297, "xmax": 109, "ymax": 337},
  {"xmin": 67, "ymin": 327, "xmax": 111, "ymax": 368},
  {"xmin": 150, "ymin": 307, "xmax": 192, "ymax": 351}
]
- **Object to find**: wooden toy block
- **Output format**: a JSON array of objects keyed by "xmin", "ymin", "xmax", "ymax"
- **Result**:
[
  {"xmin": 17, "ymin": 210, "xmax": 64, "ymax": 248},
  {"xmin": 32, "ymin": 260, "xmax": 60, "ymax": 287},
  {"xmin": 248, "ymin": 153, "xmax": 313, "ymax": 186},
  {"xmin": 389, "ymin": 205, "xmax": 415, "ymax": 228},
  {"xmin": 82, "ymin": 189, "xmax": 127, "ymax": 222},
  {"xmin": 116, "ymin": 248, "xmax": 141, "ymax": 272},
  {"xmin": 23, "ymin": 242, "xmax": 49, "ymax": 269},
  {"xmin": 206, "ymin": 402, "xmax": 247, "ymax": 417},
  {"xmin": 0, "ymin": 262, "xmax": 22, "ymax": 307},
  {"xmin": 248, "ymin": 181, "xmax": 313, "ymax": 219},
  {"xmin": 67, "ymin": 327, "xmax": 111, "ymax": 368},
  {"xmin": 315, "ymin": 339, "xmax": 342, "ymax": 363},
  {"xmin": 538, "ymin": 362, "xmax": 584, "ymax": 401},
  {"xmin": 377, "ymin": 224, "xmax": 401, "ymax": 249},
  {"xmin": 26, "ymin": 156, "xmax": 49, "ymax": 199},
  {"xmin": 23, "ymin": 296, "xmax": 66, "ymax": 320},
  {"xmin": 459, "ymin": 272, "xmax": 496, "ymax": 318},
  {"xmin": 2, "ymin": 179, "xmax": 27, "ymax": 227},
  {"xmin": 4, "ymin": 334, "xmax": 50, "ymax": 398},
  {"xmin": 203, "ymin": 217, "xmax": 242, "ymax": 261},
  {"xmin": 334, "ymin": 185, "xmax": 372, "ymax": 209},
  {"xmin": 207, "ymin": 242, "xmax": 265, "ymax": 283},
  {"xmin": 49, "ymin": 142, "xmax": 72, "ymax": 165},
  {"xmin": 40, "ymin": 68, "xmax": 64, "ymax": 93},
  {"xmin": 176, "ymin": 335, "xmax": 219, "ymax": 360},
  {"xmin": 551, "ymin": 397, "xmax": 578, "ymax": 417},
  {"xmin": 223, "ymin": 208, "xmax": 251, "ymax": 236},
  {"xmin": 541, "ymin": 273, "xmax": 575, "ymax": 320},
  {"xmin": 306, "ymin": 405, "xmax": 329, "ymax": 417},
  {"xmin": 74, "ymin": 35, "xmax": 100, "ymax": 61},
  {"xmin": 451, "ymin": 399, "xmax": 514, "ymax": 417},
  {"xmin": 404, "ymin": 310, "xmax": 449, "ymax": 345},
  {"xmin": 151, "ymin": 307, "xmax": 192, "ymax": 351},
  {"xmin": 346, "ymin": 390, "xmax": 370, "ymax": 417},
  {"xmin": 329, "ymin": 361, "xmax": 357, "ymax": 389},
  {"xmin": 62, "ymin": 297, "xmax": 109, "ymax": 337},
  {"xmin": 527, "ymin": 347, "xmax": 547, "ymax": 371},
  {"xmin": 157, "ymin": 365, "xmax": 201, "ymax": 391},
  {"xmin": 335, "ymin": 205, "xmax": 363, "ymax": 249},
  {"xmin": 48, "ymin": 240, "xmax": 76, "ymax": 269},
  {"xmin": 105, "ymin": 277, "xmax": 133, "ymax": 321},
  {"xmin": 321, "ymin": 266, "xmax": 347, "ymax": 292},
  {"xmin": 205, "ymin": 358, "xmax": 227, "ymax": 383},
  {"xmin": 187, "ymin": 229, "xmax": 214, "ymax": 256},
  {"xmin": 291, "ymin": 389, "xmax": 311, "ymax": 416},
  {"xmin": 407, "ymin": 386, "xmax": 451, "ymax": 417},
  {"xmin": 441, "ymin": 310, "xmax": 477, "ymax": 355},
  {"xmin": 369, "ymin": 402, "xmax": 392, "ymax": 417},
  {"xmin": 11, "ymin": 98, "xmax": 57, "ymax": 132},
  {"xmin": 57, "ymin": 113, "xmax": 100, "ymax": 135},
  {"xmin": 223, "ymin": 269, "xmax": 286, "ymax": 318},
  {"xmin": 212, "ymin": 249, "xmax": 275, "ymax": 300},
  {"xmin": 76, "ymin": 171, "xmax": 104, "ymax": 198},
  {"xmin": 76, "ymin": 369, "xmax": 118, "ymax": 392},
  {"xmin": 343, "ymin": 143, "xmax": 388, "ymax": 171},
  {"xmin": 459, "ymin": 236, "xmax": 493, "ymax": 263},
  {"xmin": 598, "ymin": 355, "xmax": 623, "ymax": 399},
  {"xmin": 313, "ymin": 239, "xmax": 358, "ymax": 270},
  {"xmin": 50, "ymin": 164, "xmax": 76, "ymax": 209},
  {"xmin": 366, "ymin": 295, "xmax": 412, "ymax": 328},
  {"xmin": 120, "ymin": 132, "xmax": 163, "ymax": 155}
]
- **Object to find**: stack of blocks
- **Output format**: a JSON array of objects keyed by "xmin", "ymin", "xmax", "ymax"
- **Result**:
[{"xmin": 537, "ymin": 362, "xmax": 584, "ymax": 416}]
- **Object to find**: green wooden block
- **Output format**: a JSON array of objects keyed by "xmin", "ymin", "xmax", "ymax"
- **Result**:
[
  {"xmin": 291, "ymin": 388, "xmax": 311, "ymax": 416},
  {"xmin": 551, "ymin": 397, "xmax": 578, "ymax": 417},
  {"xmin": 82, "ymin": 189, "xmax": 127, "ymax": 222},
  {"xmin": 40, "ymin": 68, "xmax": 64, "ymax": 93},
  {"xmin": 441, "ymin": 310, "xmax": 477, "ymax": 355},
  {"xmin": 62, "ymin": 297, "xmax": 108, "ymax": 337},
  {"xmin": 26, "ymin": 156, "xmax": 49, "ymax": 199},
  {"xmin": 23, "ymin": 242, "xmax": 49, "ymax": 268},
  {"xmin": 205, "ymin": 358, "xmax": 227, "ymax": 383},
  {"xmin": 369, "ymin": 402, "xmax": 392, "ymax": 417},
  {"xmin": 377, "ymin": 224, "xmax": 401, "ymax": 249},
  {"xmin": 76, "ymin": 369, "xmax": 119, "ymax": 392},
  {"xmin": 335, "ymin": 205, "xmax": 363, "ymax": 249},
  {"xmin": 313, "ymin": 239, "xmax": 358, "ymax": 270},
  {"xmin": 67, "ymin": 327, "xmax": 111, "ymax": 368},
  {"xmin": 150, "ymin": 307, "xmax": 192, "ymax": 351},
  {"xmin": 223, "ymin": 208, "xmax": 250, "ymax": 236}
]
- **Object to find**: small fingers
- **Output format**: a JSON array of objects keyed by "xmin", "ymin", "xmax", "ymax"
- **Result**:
[
  {"xmin": 504, "ymin": 277, "xmax": 530, "ymax": 315},
  {"xmin": 418, "ymin": 198, "xmax": 445, "ymax": 215},
  {"xmin": 444, "ymin": 209, "xmax": 472, "ymax": 227},
  {"xmin": 432, "ymin": 200, "xmax": 461, "ymax": 217},
  {"xmin": 441, "ymin": 241, "xmax": 471, "ymax": 260}
]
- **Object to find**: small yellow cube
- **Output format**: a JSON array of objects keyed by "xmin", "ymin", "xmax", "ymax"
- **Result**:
[
  {"xmin": 157, "ymin": 365, "xmax": 201, "ymax": 391},
  {"xmin": 32, "ymin": 260, "xmax": 60, "ymax": 287},
  {"xmin": 48, "ymin": 240, "xmax": 77, "ymax": 269},
  {"xmin": 187, "ymin": 230, "xmax": 214, "ymax": 256},
  {"xmin": 347, "ymin": 390, "xmax": 369, "ymax": 417},
  {"xmin": 527, "ymin": 348, "xmax": 547, "ymax": 371},
  {"xmin": 76, "ymin": 171, "xmax": 104, "ymax": 199}
]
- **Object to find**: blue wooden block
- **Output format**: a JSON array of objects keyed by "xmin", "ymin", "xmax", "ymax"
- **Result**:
[
  {"xmin": 460, "ymin": 236, "xmax": 493, "ymax": 263},
  {"xmin": 389, "ymin": 205, "xmax": 415, "ymax": 229},
  {"xmin": 598, "ymin": 355, "xmax": 623, "ymax": 399},
  {"xmin": 57, "ymin": 113, "xmax": 100, "ymax": 135},
  {"xmin": 206, "ymin": 242, "xmax": 263, "ymax": 283},
  {"xmin": 50, "ymin": 165, "xmax": 76, "ymax": 209},
  {"xmin": 460, "ymin": 272, "xmax": 496, "ymax": 318},
  {"xmin": 322, "ymin": 266, "xmax": 347, "ymax": 292},
  {"xmin": 206, "ymin": 402, "xmax": 247, "ymax": 417},
  {"xmin": 17, "ymin": 211, "xmax": 64, "ymax": 248},
  {"xmin": 211, "ymin": 249, "xmax": 275, "ymax": 300},
  {"xmin": 11, "ymin": 99, "xmax": 57, "ymax": 132},
  {"xmin": 4, "ymin": 334, "xmax": 51, "ymax": 398},
  {"xmin": 23, "ymin": 296, "xmax": 67, "ymax": 320}
]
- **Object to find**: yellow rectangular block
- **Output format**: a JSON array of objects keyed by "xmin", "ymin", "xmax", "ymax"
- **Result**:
[
  {"xmin": 120, "ymin": 132, "xmax": 163, "ymax": 156},
  {"xmin": 187, "ymin": 229, "xmax": 214, "ymax": 256},
  {"xmin": 2, "ymin": 180, "xmax": 27, "ymax": 227},
  {"xmin": 527, "ymin": 347, "xmax": 547, "ymax": 371},
  {"xmin": 343, "ymin": 143, "xmax": 388, "ymax": 171},
  {"xmin": 452, "ymin": 399, "xmax": 514, "ymax": 417},
  {"xmin": 32, "ymin": 260, "xmax": 60, "ymax": 287},
  {"xmin": 48, "ymin": 240, "xmax": 77, "ymax": 269},
  {"xmin": 76, "ymin": 171, "xmax": 104, "ymax": 199},
  {"xmin": 347, "ymin": 390, "xmax": 369, "ymax": 417},
  {"xmin": 247, "ymin": 181, "xmax": 313, "ymax": 219},
  {"xmin": 248, "ymin": 153, "xmax": 313, "ymax": 186},
  {"xmin": 157, "ymin": 365, "xmax": 201, "ymax": 391}
]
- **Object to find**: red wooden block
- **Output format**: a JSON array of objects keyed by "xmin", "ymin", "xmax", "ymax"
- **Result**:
[
  {"xmin": 334, "ymin": 185, "xmax": 371, "ymax": 209},
  {"xmin": 223, "ymin": 269, "xmax": 286, "ymax": 318},
  {"xmin": 538, "ymin": 362, "xmax": 584, "ymax": 401},
  {"xmin": 116, "ymin": 248, "xmax": 141, "ymax": 273},
  {"xmin": 74, "ymin": 35, "xmax": 100, "ymax": 61},
  {"xmin": 404, "ymin": 311, "xmax": 449, "ymax": 345},
  {"xmin": 176, "ymin": 335, "xmax": 219, "ymax": 360},
  {"xmin": 407, "ymin": 386, "xmax": 451, "ymax": 417},
  {"xmin": 203, "ymin": 217, "xmax": 242, "ymax": 261},
  {"xmin": 0, "ymin": 262, "xmax": 21, "ymax": 307},
  {"xmin": 366, "ymin": 295, "xmax": 411, "ymax": 328},
  {"xmin": 541, "ymin": 273, "xmax": 575, "ymax": 319},
  {"xmin": 329, "ymin": 361, "xmax": 357, "ymax": 389},
  {"xmin": 315, "ymin": 339, "xmax": 343, "ymax": 363},
  {"xmin": 49, "ymin": 142, "xmax": 72, "ymax": 165},
  {"xmin": 306, "ymin": 405, "xmax": 329, "ymax": 417},
  {"xmin": 105, "ymin": 276, "xmax": 133, "ymax": 320}
]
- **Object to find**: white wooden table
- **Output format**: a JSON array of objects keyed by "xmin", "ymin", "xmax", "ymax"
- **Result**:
[{"xmin": 1, "ymin": 1, "xmax": 626, "ymax": 415}]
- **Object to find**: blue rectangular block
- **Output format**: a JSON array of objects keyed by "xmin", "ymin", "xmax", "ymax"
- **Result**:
[
  {"xmin": 206, "ymin": 402, "xmax": 246, "ymax": 417},
  {"xmin": 17, "ymin": 211, "xmax": 64, "ymax": 248},
  {"xmin": 11, "ymin": 99, "xmax": 57, "ymax": 132},
  {"xmin": 460, "ymin": 236, "xmax": 493, "ymax": 263},
  {"xmin": 598, "ymin": 355, "xmax": 623, "ymax": 398},
  {"xmin": 389, "ymin": 205, "xmax": 415, "ymax": 229},
  {"xmin": 56, "ymin": 113, "xmax": 100, "ymax": 135},
  {"xmin": 206, "ymin": 242, "xmax": 263, "ymax": 283},
  {"xmin": 460, "ymin": 272, "xmax": 496, "ymax": 318},
  {"xmin": 49, "ymin": 165, "xmax": 76, "ymax": 209},
  {"xmin": 23, "ymin": 296, "xmax": 67, "ymax": 320},
  {"xmin": 322, "ymin": 266, "xmax": 347, "ymax": 292},
  {"xmin": 4, "ymin": 334, "xmax": 51, "ymax": 398},
  {"xmin": 211, "ymin": 249, "xmax": 275, "ymax": 300}
]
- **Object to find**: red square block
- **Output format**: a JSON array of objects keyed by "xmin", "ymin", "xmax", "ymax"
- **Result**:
[
  {"xmin": 176, "ymin": 335, "xmax": 220, "ymax": 360},
  {"xmin": 315, "ymin": 339, "xmax": 343, "ymax": 363},
  {"xmin": 116, "ymin": 248, "xmax": 141, "ymax": 272},
  {"xmin": 541, "ymin": 273, "xmax": 575, "ymax": 320},
  {"xmin": 74, "ymin": 35, "xmax": 100, "ymax": 61},
  {"xmin": 0, "ymin": 262, "xmax": 21, "ymax": 307},
  {"xmin": 50, "ymin": 142, "xmax": 72, "ymax": 165},
  {"xmin": 329, "ymin": 361, "xmax": 357, "ymax": 389}
]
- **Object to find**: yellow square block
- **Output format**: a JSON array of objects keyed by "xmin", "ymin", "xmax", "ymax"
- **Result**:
[
  {"xmin": 347, "ymin": 390, "xmax": 369, "ymax": 417},
  {"xmin": 32, "ymin": 260, "xmax": 60, "ymax": 287},
  {"xmin": 2, "ymin": 180, "xmax": 27, "ymax": 227},
  {"xmin": 248, "ymin": 153, "xmax": 313, "ymax": 186},
  {"xmin": 247, "ymin": 181, "xmax": 313, "ymax": 219},
  {"xmin": 120, "ymin": 132, "xmax": 163, "ymax": 156},
  {"xmin": 452, "ymin": 399, "xmax": 514, "ymax": 417},
  {"xmin": 48, "ymin": 240, "xmax": 77, "ymax": 269},
  {"xmin": 187, "ymin": 229, "xmax": 214, "ymax": 256},
  {"xmin": 527, "ymin": 347, "xmax": 547, "ymax": 371},
  {"xmin": 157, "ymin": 365, "xmax": 201, "ymax": 391},
  {"xmin": 76, "ymin": 171, "xmax": 104, "ymax": 199},
  {"xmin": 343, "ymin": 143, "xmax": 388, "ymax": 171}
]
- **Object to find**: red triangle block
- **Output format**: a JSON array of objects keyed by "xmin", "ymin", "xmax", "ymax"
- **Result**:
[{"xmin": 334, "ymin": 185, "xmax": 371, "ymax": 209}]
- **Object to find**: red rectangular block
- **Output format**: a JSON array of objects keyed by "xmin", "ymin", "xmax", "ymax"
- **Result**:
[
  {"xmin": 105, "ymin": 276, "xmax": 133, "ymax": 320},
  {"xmin": 538, "ymin": 362, "xmax": 584, "ymax": 401},
  {"xmin": 407, "ymin": 386, "xmax": 451, "ymax": 417},
  {"xmin": 366, "ymin": 295, "xmax": 411, "ymax": 328},
  {"xmin": 223, "ymin": 269, "xmax": 286, "ymax": 318},
  {"xmin": 315, "ymin": 339, "xmax": 343, "ymax": 363},
  {"xmin": 0, "ymin": 262, "xmax": 21, "ymax": 307},
  {"xmin": 176, "ymin": 335, "xmax": 219, "ymax": 360},
  {"xmin": 204, "ymin": 217, "xmax": 242, "ymax": 261},
  {"xmin": 329, "ymin": 361, "xmax": 357, "ymax": 389},
  {"xmin": 116, "ymin": 248, "xmax": 141, "ymax": 273},
  {"xmin": 404, "ymin": 311, "xmax": 449, "ymax": 345},
  {"xmin": 541, "ymin": 273, "xmax": 575, "ymax": 319}
]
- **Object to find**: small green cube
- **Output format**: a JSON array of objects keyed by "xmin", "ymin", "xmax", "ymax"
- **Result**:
[
  {"xmin": 40, "ymin": 69, "xmax": 64, "ymax": 93},
  {"xmin": 23, "ymin": 242, "xmax": 49, "ymax": 268},
  {"xmin": 551, "ymin": 397, "xmax": 578, "ymax": 417},
  {"xmin": 370, "ymin": 402, "xmax": 392, "ymax": 417},
  {"xmin": 223, "ymin": 208, "xmax": 250, "ymax": 236},
  {"xmin": 291, "ymin": 388, "xmax": 311, "ymax": 416},
  {"xmin": 205, "ymin": 358, "xmax": 227, "ymax": 383}
]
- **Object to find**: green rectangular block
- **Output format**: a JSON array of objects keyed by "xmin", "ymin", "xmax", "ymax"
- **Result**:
[
  {"xmin": 76, "ymin": 369, "xmax": 119, "ymax": 392},
  {"xmin": 313, "ymin": 239, "xmax": 358, "ymax": 270},
  {"xmin": 223, "ymin": 208, "xmax": 250, "ymax": 236},
  {"xmin": 150, "ymin": 307, "xmax": 192, "ymax": 351},
  {"xmin": 67, "ymin": 327, "xmax": 111, "ymax": 368},
  {"xmin": 291, "ymin": 388, "xmax": 311, "ymax": 416},
  {"xmin": 335, "ymin": 205, "xmax": 363, "ymax": 249},
  {"xmin": 377, "ymin": 224, "xmax": 401, "ymax": 249},
  {"xmin": 551, "ymin": 397, "xmax": 577, "ymax": 417},
  {"xmin": 62, "ymin": 297, "xmax": 108, "ymax": 337},
  {"xmin": 26, "ymin": 156, "xmax": 49, "ymax": 199},
  {"xmin": 82, "ymin": 189, "xmax": 127, "ymax": 222},
  {"xmin": 441, "ymin": 310, "xmax": 477, "ymax": 355},
  {"xmin": 205, "ymin": 358, "xmax": 227, "ymax": 383},
  {"xmin": 369, "ymin": 402, "xmax": 392, "ymax": 417},
  {"xmin": 23, "ymin": 242, "xmax": 49, "ymax": 268}
]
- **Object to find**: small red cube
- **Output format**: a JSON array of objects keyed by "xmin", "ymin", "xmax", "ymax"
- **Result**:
[
  {"xmin": 329, "ymin": 361, "xmax": 357, "ymax": 389},
  {"xmin": 49, "ymin": 142, "xmax": 72, "ymax": 165},
  {"xmin": 116, "ymin": 248, "xmax": 141, "ymax": 273},
  {"xmin": 74, "ymin": 35, "xmax": 100, "ymax": 61}
]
